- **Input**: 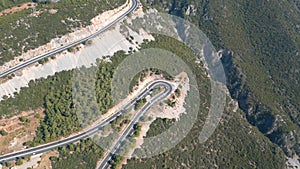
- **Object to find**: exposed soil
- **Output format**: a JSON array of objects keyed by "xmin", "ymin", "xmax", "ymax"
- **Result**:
[
  {"xmin": 0, "ymin": 0, "xmax": 130, "ymax": 75},
  {"xmin": 118, "ymin": 72, "xmax": 190, "ymax": 165},
  {"xmin": 147, "ymin": 72, "xmax": 189, "ymax": 120},
  {"xmin": 0, "ymin": 2, "xmax": 37, "ymax": 17},
  {"xmin": 35, "ymin": 151, "xmax": 59, "ymax": 169},
  {"xmin": 0, "ymin": 108, "xmax": 44, "ymax": 154}
]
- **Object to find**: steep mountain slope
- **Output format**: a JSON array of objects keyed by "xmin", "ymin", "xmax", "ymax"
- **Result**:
[
  {"xmin": 123, "ymin": 35, "xmax": 286, "ymax": 169},
  {"xmin": 143, "ymin": 0, "xmax": 300, "ymax": 158}
]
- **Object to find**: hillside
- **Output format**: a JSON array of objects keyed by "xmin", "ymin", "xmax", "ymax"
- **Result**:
[
  {"xmin": 0, "ymin": 0, "xmax": 298, "ymax": 168},
  {"xmin": 123, "ymin": 35, "xmax": 286, "ymax": 169},
  {"xmin": 139, "ymin": 0, "xmax": 300, "ymax": 163}
]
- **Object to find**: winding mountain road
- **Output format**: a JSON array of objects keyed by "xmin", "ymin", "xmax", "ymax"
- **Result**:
[
  {"xmin": 0, "ymin": 1, "xmax": 175, "ymax": 168},
  {"xmin": 0, "ymin": 0, "xmax": 138, "ymax": 78},
  {"xmin": 0, "ymin": 0, "xmax": 141, "ymax": 162},
  {"xmin": 97, "ymin": 81, "xmax": 173, "ymax": 169},
  {"xmin": 0, "ymin": 80, "xmax": 173, "ymax": 163}
]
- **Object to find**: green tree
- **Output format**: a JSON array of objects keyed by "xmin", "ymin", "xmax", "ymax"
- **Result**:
[
  {"xmin": 19, "ymin": 116, "xmax": 27, "ymax": 122},
  {"xmin": 15, "ymin": 158, "xmax": 23, "ymax": 165},
  {"xmin": 0, "ymin": 129, "xmax": 8, "ymax": 136}
]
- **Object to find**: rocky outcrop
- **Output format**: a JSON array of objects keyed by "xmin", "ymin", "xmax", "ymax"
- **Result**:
[{"xmin": 221, "ymin": 49, "xmax": 300, "ymax": 158}]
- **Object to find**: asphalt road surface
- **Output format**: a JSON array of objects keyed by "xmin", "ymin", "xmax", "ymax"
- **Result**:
[
  {"xmin": 97, "ymin": 81, "xmax": 172, "ymax": 169},
  {"xmin": 0, "ymin": 0, "xmax": 138, "ymax": 78},
  {"xmin": 0, "ymin": 80, "xmax": 173, "ymax": 163}
]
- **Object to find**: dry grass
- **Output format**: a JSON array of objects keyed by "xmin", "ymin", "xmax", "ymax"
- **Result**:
[
  {"xmin": 35, "ymin": 151, "xmax": 59, "ymax": 169},
  {"xmin": 0, "ymin": 108, "xmax": 44, "ymax": 154}
]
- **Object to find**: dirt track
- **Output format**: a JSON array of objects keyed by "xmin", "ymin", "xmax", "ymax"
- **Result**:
[{"xmin": 0, "ymin": 2, "xmax": 37, "ymax": 17}]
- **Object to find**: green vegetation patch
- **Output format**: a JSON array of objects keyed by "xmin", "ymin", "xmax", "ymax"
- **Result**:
[
  {"xmin": 0, "ymin": 0, "xmax": 126, "ymax": 65},
  {"xmin": 51, "ymin": 139, "xmax": 104, "ymax": 169},
  {"xmin": 123, "ymin": 35, "xmax": 286, "ymax": 168},
  {"xmin": 14, "ymin": 51, "xmax": 127, "ymax": 146},
  {"xmin": 0, "ymin": 27, "xmax": 288, "ymax": 168},
  {"xmin": 134, "ymin": 98, "xmax": 146, "ymax": 110},
  {"xmin": 145, "ymin": 118, "xmax": 175, "ymax": 138},
  {"xmin": 145, "ymin": 0, "xmax": 300, "ymax": 157}
]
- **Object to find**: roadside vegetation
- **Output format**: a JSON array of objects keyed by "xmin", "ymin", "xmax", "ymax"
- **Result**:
[
  {"xmin": 51, "ymin": 139, "xmax": 104, "ymax": 169},
  {"xmin": 129, "ymin": 68, "xmax": 173, "ymax": 92},
  {"xmin": 111, "ymin": 115, "xmax": 130, "ymax": 132},
  {"xmin": 131, "ymin": 123, "xmax": 142, "ymax": 137},
  {"xmin": 109, "ymin": 154, "xmax": 124, "ymax": 169},
  {"xmin": 134, "ymin": 98, "xmax": 146, "ymax": 110},
  {"xmin": 24, "ymin": 52, "xmax": 126, "ymax": 146},
  {"xmin": 0, "ymin": 31, "xmax": 287, "ymax": 168},
  {"xmin": 0, "ymin": 0, "xmax": 126, "ymax": 65}
]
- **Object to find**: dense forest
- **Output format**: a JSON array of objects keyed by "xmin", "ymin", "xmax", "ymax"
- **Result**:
[
  {"xmin": 123, "ymin": 34, "xmax": 285, "ymax": 169},
  {"xmin": 0, "ymin": 33, "xmax": 286, "ymax": 168},
  {"xmin": 22, "ymin": 51, "xmax": 127, "ymax": 146},
  {"xmin": 51, "ymin": 138, "xmax": 104, "ymax": 169},
  {"xmin": 143, "ymin": 0, "xmax": 300, "ymax": 159},
  {"xmin": 1, "ymin": 0, "xmax": 299, "ymax": 167}
]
